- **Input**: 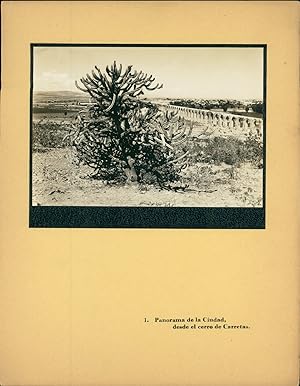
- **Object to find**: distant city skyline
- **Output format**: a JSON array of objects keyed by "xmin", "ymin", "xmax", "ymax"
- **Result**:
[{"xmin": 33, "ymin": 46, "xmax": 264, "ymax": 100}]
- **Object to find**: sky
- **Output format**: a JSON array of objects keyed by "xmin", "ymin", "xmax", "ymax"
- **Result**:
[{"xmin": 33, "ymin": 46, "xmax": 264, "ymax": 100}]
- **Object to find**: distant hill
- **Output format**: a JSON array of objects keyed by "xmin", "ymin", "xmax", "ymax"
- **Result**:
[{"xmin": 33, "ymin": 90, "xmax": 90, "ymax": 103}]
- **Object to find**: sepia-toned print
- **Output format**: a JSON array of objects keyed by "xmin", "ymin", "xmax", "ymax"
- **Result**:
[{"xmin": 31, "ymin": 45, "xmax": 265, "ymax": 210}]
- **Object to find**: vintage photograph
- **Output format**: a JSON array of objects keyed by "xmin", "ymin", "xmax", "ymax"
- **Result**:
[{"xmin": 31, "ymin": 45, "xmax": 265, "ymax": 209}]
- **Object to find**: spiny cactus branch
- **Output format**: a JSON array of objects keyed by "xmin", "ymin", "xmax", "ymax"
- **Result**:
[
  {"xmin": 75, "ymin": 61, "xmax": 163, "ymax": 111},
  {"xmin": 149, "ymin": 110, "xmax": 193, "ymax": 170}
]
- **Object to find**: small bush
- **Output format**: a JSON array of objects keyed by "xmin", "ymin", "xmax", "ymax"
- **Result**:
[
  {"xmin": 32, "ymin": 119, "xmax": 71, "ymax": 150},
  {"xmin": 187, "ymin": 134, "xmax": 263, "ymax": 167},
  {"xmin": 243, "ymin": 131, "xmax": 263, "ymax": 167},
  {"xmin": 205, "ymin": 137, "xmax": 244, "ymax": 165}
]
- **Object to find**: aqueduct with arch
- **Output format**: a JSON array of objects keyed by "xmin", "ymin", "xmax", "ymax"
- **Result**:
[{"xmin": 159, "ymin": 104, "xmax": 263, "ymax": 140}]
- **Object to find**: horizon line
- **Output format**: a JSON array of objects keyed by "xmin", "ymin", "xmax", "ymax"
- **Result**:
[{"xmin": 33, "ymin": 90, "xmax": 262, "ymax": 101}]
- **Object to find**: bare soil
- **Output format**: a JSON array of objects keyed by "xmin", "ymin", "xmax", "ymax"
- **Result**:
[{"xmin": 32, "ymin": 148, "xmax": 263, "ymax": 207}]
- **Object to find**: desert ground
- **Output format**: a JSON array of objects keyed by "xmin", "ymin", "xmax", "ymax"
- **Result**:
[{"xmin": 32, "ymin": 148, "xmax": 263, "ymax": 207}]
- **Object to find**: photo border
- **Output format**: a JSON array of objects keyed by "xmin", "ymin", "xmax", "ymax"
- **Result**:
[{"xmin": 29, "ymin": 43, "xmax": 266, "ymax": 229}]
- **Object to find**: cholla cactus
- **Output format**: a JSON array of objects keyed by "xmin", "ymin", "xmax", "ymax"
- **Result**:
[
  {"xmin": 69, "ymin": 62, "xmax": 192, "ymax": 185},
  {"xmin": 75, "ymin": 61, "xmax": 162, "ymax": 122}
]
